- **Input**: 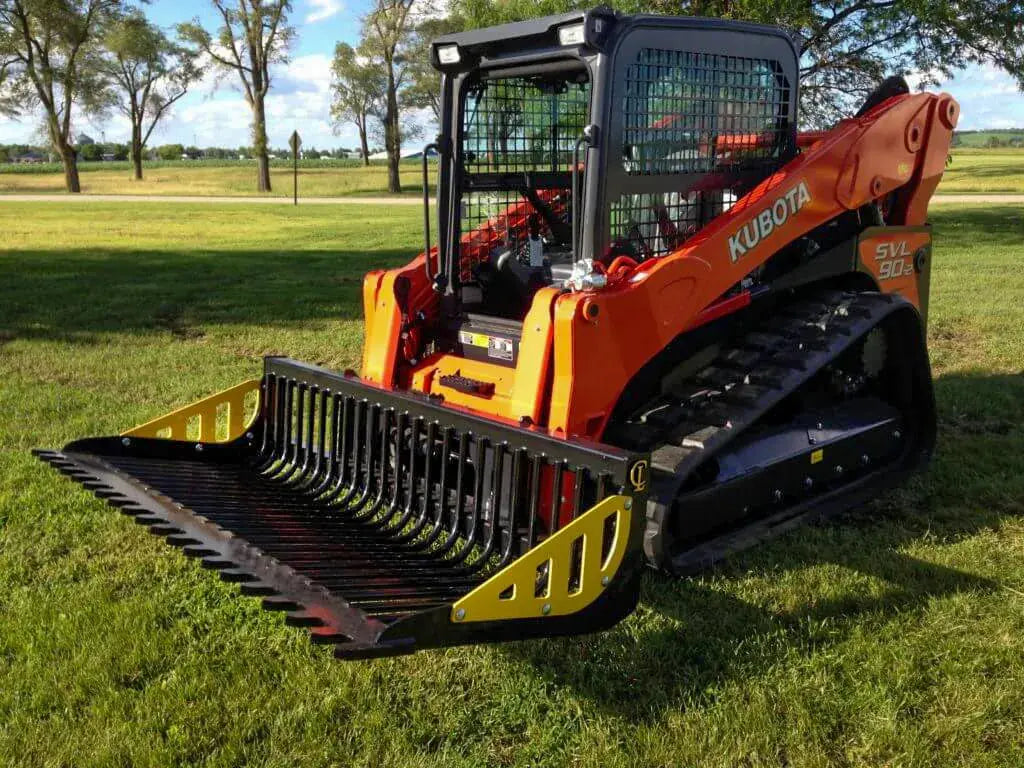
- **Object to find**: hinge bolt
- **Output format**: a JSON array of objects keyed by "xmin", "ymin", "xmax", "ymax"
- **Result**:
[
  {"xmin": 454, "ymin": 608, "xmax": 465, "ymax": 621},
  {"xmin": 541, "ymin": 603, "xmax": 551, "ymax": 615}
]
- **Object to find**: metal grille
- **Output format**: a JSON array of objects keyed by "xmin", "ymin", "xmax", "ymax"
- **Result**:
[
  {"xmin": 458, "ymin": 75, "xmax": 588, "ymax": 280},
  {"xmin": 622, "ymin": 48, "xmax": 790, "ymax": 176},
  {"xmin": 609, "ymin": 189, "xmax": 737, "ymax": 259},
  {"xmin": 39, "ymin": 358, "xmax": 638, "ymax": 658},
  {"xmin": 462, "ymin": 76, "xmax": 589, "ymax": 174}
]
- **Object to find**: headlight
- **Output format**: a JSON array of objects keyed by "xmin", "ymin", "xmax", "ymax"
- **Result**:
[
  {"xmin": 436, "ymin": 44, "xmax": 461, "ymax": 65},
  {"xmin": 557, "ymin": 22, "xmax": 586, "ymax": 46}
]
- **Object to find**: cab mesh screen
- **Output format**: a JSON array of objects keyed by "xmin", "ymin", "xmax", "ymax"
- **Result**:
[
  {"xmin": 610, "ymin": 48, "xmax": 791, "ymax": 260},
  {"xmin": 459, "ymin": 75, "xmax": 589, "ymax": 279}
]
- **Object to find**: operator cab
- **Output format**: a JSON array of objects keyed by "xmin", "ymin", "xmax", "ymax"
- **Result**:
[{"xmin": 424, "ymin": 9, "xmax": 797, "ymax": 361}]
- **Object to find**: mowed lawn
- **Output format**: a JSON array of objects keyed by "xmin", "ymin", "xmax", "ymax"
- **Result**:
[
  {"xmin": 942, "ymin": 149, "xmax": 1024, "ymax": 194},
  {"xmin": 0, "ymin": 149, "xmax": 1020, "ymax": 197},
  {"xmin": 1, "ymin": 202, "xmax": 1023, "ymax": 767},
  {"xmin": 0, "ymin": 162, "xmax": 436, "ymax": 197}
]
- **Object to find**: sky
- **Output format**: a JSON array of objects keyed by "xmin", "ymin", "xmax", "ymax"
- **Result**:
[{"xmin": 0, "ymin": 0, "xmax": 1022, "ymax": 150}]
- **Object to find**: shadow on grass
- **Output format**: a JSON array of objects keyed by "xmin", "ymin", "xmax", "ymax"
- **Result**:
[
  {"xmin": 507, "ymin": 372, "xmax": 1024, "ymax": 723},
  {"xmin": 0, "ymin": 247, "xmax": 414, "ymax": 339}
]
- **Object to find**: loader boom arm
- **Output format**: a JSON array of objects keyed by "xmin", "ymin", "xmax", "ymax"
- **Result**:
[{"xmin": 548, "ymin": 92, "xmax": 958, "ymax": 438}]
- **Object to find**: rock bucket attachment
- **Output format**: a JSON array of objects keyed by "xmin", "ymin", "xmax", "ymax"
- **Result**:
[{"xmin": 36, "ymin": 358, "xmax": 648, "ymax": 659}]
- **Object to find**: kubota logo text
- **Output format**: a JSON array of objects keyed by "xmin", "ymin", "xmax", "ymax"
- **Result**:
[{"xmin": 728, "ymin": 181, "xmax": 812, "ymax": 262}]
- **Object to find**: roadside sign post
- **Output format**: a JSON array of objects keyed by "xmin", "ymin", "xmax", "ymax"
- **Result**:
[{"xmin": 289, "ymin": 130, "xmax": 302, "ymax": 206}]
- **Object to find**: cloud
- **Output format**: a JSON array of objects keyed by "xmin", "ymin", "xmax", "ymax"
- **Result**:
[{"xmin": 306, "ymin": 0, "xmax": 343, "ymax": 23}]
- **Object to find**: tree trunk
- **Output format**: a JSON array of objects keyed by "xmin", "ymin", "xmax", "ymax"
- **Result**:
[
  {"xmin": 131, "ymin": 125, "xmax": 144, "ymax": 181},
  {"xmin": 59, "ymin": 144, "xmax": 81, "ymax": 193},
  {"xmin": 252, "ymin": 96, "xmax": 272, "ymax": 192},
  {"xmin": 385, "ymin": 68, "xmax": 401, "ymax": 194},
  {"xmin": 359, "ymin": 125, "xmax": 370, "ymax": 167}
]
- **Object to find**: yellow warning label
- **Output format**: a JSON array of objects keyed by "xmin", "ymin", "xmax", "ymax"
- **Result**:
[
  {"xmin": 459, "ymin": 331, "xmax": 490, "ymax": 348},
  {"xmin": 810, "ymin": 449, "xmax": 824, "ymax": 465}
]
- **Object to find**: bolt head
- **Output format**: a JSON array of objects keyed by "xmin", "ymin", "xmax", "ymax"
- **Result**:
[
  {"xmin": 195, "ymin": 443, "xmax": 203, "ymax": 452},
  {"xmin": 245, "ymin": 432, "xmax": 254, "ymax": 440},
  {"xmin": 624, "ymin": 499, "xmax": 632, "ymax": 511},
  {"xmin": 804, "ymin": 477, "xmax": 814, "ymax": 490},
  {"xmin": 835, "ymin": 465, "xmax": 844, "ymax": 475},
  {"xmin": 121, "ymin": 437, "xmax": 130, "ymax": 447},
  {"xmin": 601, "ymin": 575, "xmax": 610, "ymax": 586},
  {"xmin": 893, "ymin": 430, "xmax": 902, "ymax": 440},
  {"xmin": 454, "ymin": 608, "xmax": 466, "ymax": 621},
  {"xmin": 860, "ymin": 454, "xmax": 870, "ymax": 466},
  {"xmin": 541, "ymin": 603, "xmax": 551, "ymax": 615},
  {"xmin": 772, "ymin": 489, "xmax": 783, "ymax": 502}
]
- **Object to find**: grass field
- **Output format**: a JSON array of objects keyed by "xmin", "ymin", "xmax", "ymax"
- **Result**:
[
  {"xmin": 0, "ymin": 161, "xmax": 436, "ymax": 197},
  {"xmin": 942, "ymin": 149, "xmax": 1024, "ymax": 194},
  {"xmin": 1, "ymin": 202, "xmax": 1023, "ymax": 766},
  {"xmin": 0, "ymin": 149, "xmax": 1020, "ymax": 197}
]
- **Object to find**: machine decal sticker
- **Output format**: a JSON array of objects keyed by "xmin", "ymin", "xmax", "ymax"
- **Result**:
[
  {"xmin": 487, "ymin": 336, "xmax": 515, "ymax": 361},
  {"xmin": 874, "ymin": 240, "xmax": 915, "ymax": 280},
  {"xmin": 629, "ymin": 459, "xmax": 649, "ymax": 492},
  {"xmin": 729, "ymin": 180, "xmax": 812, "ymax": 262},
  {"xmin": 460, "ymin": 331, "xmax": 514, "ymax": 360}
]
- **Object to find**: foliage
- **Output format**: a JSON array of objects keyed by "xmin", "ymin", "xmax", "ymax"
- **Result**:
[
  {"xmin": 359, "ymin": 0, "xmax": 426, "ymax": 192},
  {"xmin": 178, "ymin": 1, "xmax": 295, "ymax": 191},
  {"xmin": 404, "ymin": 14, "xmax": 464, "ymax": 121},
  {"xmin": 330, "ymin": 41, "xmax": 384, "ymax": 164},
  {"xmin": 450, "ymin": 0, "xmax": 1024, "ymax": 127},
  {"xmin": 0, "ymin": 0, "xmax": 128, "ymax": 191},
  {"xmin": 156, "ymin": 143, "xmax": 185, "ymax": 160},
  {"xmin": 103, "ymin": 10, "xmax": 202, "ymax": 179}
]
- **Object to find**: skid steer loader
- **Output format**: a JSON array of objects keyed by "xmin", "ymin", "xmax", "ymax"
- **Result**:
[{"xmin": 38, "ymin": 9, "xmax": 958, "ymax": 659}]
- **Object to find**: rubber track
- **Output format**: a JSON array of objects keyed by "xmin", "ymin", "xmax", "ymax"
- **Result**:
[{"xmin": 639, "ymin": 289, "xmax": 918, "ymax": 572}]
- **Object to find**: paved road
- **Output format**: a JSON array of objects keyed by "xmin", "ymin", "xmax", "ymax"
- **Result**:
[{"xmin": 2, "ymin": 193, "xmax": 1023, "ymax": 205}]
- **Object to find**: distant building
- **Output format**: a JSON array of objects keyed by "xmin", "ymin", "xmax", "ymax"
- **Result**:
[
  {"xmin": 14, "ymin": 152, "xmax": 46, "ymax": 164},
  {"xmin": 368, "ymin": 147, "xmax": 437, "ymax": 160}
]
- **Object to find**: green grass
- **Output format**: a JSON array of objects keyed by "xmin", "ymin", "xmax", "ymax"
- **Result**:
[
  {"xmin": 1, "ymin": 202, "xmax": 1023, "ymax": 766},
  {"xmin": 0, "ymin": 160, "xmax": 436, "ymax": 197},
  {"xmin": 953, "ymin": 130, "xmax": 1024, "ymax": 149},
  {"xmin": 942, "ymin": 149, "xmax": 1024, "ymax": 194},
  {"xmin": 1, "ymin": 150, "xmax": 1021, "ymax": 196}
]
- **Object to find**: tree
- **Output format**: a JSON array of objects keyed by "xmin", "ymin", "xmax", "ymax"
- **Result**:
[
  {"xmin": 330, "ymin": 41, "xmax": 383, "ymax": 167},
  {"xmin": 360, "ymin": 0, "xmax": 426, "ymax": 193},
  {"xmin": 157, "ymin": 142, "xmax": 184, "ymax": 160},
  {"xmin": 404, "ymin": 15, "xmax": 463, "ymax": 122},
  {"xmin": 0, "ymin": 0, "xmax": 125, "ymax": 192},
  {"xmin": 103, "ymin": 11, "xmax": 201, "ymax": 181},
  {"xmin": 451, "ymin": 0, "xmax": 1024, "ymax": 127},
  {"xmin": 179, "ymin": 1, "xmax": 294, "ymax": 192}
]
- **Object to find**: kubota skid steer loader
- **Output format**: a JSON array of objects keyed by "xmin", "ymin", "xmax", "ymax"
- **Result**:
[{"xmin": 38, "ymin": 9, "xmax": 958, "ymax": 659}]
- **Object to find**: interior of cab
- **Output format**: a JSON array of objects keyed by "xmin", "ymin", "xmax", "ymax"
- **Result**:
[{"xmin": 454, "ymin": 65, "xmax": 590, "ymax": 319}]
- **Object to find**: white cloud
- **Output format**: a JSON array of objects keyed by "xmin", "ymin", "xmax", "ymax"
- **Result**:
[{"xmin": 306, "ymin": 0, "xmax": 343, "ymax": 23}]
